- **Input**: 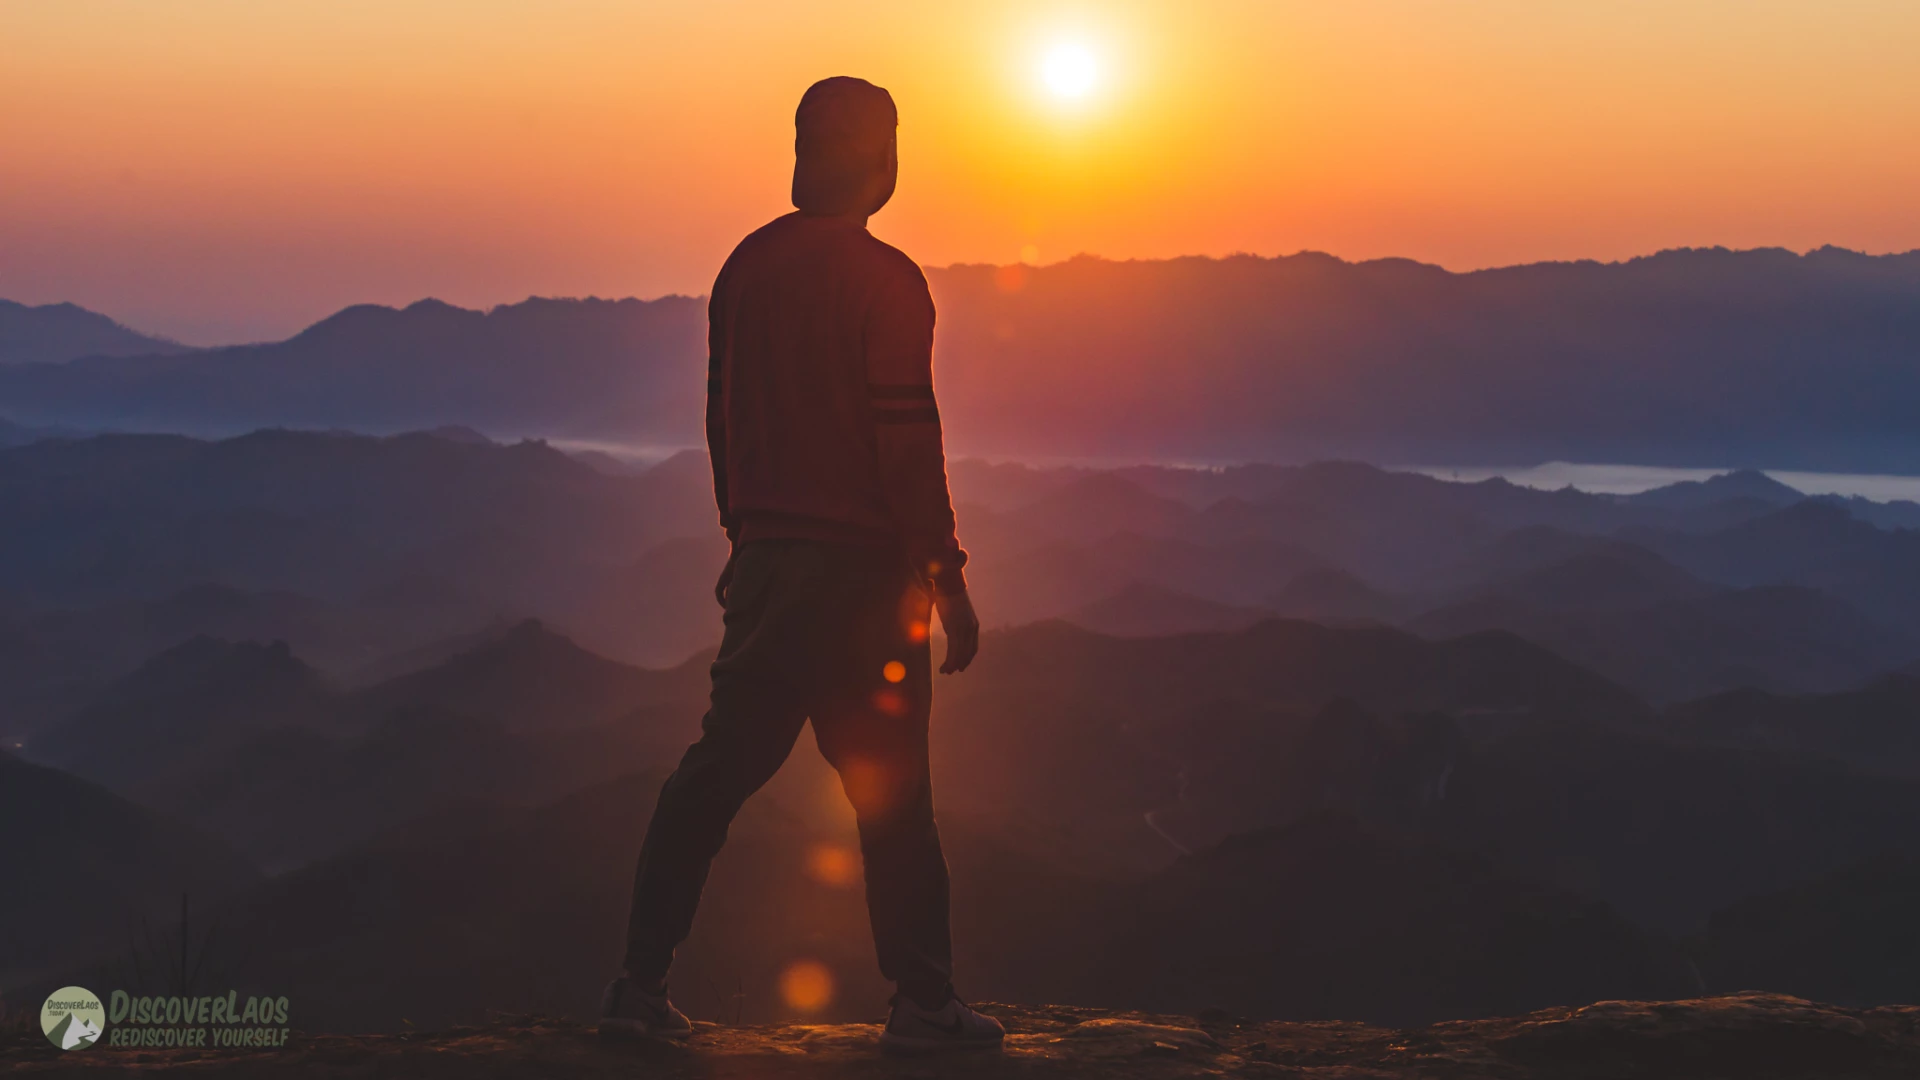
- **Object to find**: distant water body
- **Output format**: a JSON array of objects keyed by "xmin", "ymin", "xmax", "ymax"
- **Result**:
[{"xmin": 1405, "ymin": 462, "xmax": 1920, "ymax": 503}]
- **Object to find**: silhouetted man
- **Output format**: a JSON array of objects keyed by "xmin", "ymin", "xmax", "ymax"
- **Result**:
[{"xmin": 601, "ymin": 77, "xmax": 1000, "ymax": 1054}]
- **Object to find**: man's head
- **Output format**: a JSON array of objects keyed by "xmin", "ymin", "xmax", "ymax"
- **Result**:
[{"xmin": 792, "ymin": 77, "xmax": 898, "ymax": 217}]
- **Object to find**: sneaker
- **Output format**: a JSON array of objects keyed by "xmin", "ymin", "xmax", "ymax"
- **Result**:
[
  {"xmin": 598, "ymin": 977, "xmax": 693, "ymax": 1040},
  {"xmin": 880, "ymin": 992, "xmax": 1005, "ymax": 1055}
]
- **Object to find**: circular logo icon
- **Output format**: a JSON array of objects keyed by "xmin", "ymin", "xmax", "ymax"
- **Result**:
[{"xmin": 41, "ymin": 986, "xmax": 105, "ymax": 1050}]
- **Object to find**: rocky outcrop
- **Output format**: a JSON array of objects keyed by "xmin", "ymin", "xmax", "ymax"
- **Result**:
[{"xmin": 6, "ymin": 993, "xmax": 1918, "ymax": 1077}]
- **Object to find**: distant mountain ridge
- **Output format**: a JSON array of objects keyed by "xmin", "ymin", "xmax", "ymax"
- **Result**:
[
  {"xmin": 7, "ymin": 246, "xmax": 1920, "ymax": 469},
  {"xmin": 0, "ymin": 298, "xmax": 191, "ymax": 365},
  {"xmin": 929, "ymin": 245, "xmax": 1920, "ymax": 469},
  {"xmin": 0, "ymin": 295, "xmax": 704, "ymax": 438}
]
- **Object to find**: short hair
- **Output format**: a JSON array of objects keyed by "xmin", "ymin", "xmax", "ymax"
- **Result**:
[{"xmin": 792, "ymin": 77, "xmax": 897, "ymax": 214}]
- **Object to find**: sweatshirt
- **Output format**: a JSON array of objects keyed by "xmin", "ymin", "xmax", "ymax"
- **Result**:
[{"xmin": 705, "ymin": 212, "xmax": 968, "ymax": 594}]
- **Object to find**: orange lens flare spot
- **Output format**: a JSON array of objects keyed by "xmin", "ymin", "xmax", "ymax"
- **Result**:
[
  {"xmin": 906, "ymin": 621, "xmax": 929, "ymax": 643},
  {"xmin": 882, "ymin": 660, "xmax": 906, "ymax": 683},
  {"xmin": 838, "ymin": 757, "xmax": 896, "ymax": 816},
  {"xmin": 778, "ymin": 960, "xmax": 835, "ymax": 1013},
  {"xmin": 805, "ymin": 843, "xmax": 861, "ymax": 888},
  {"xmin": 871, "ymin": 688, "xmax": 906, "ymax": 717},
  {"xmin": 994, "ymin": 264, "xmax": 1027, "ymax": 293}
]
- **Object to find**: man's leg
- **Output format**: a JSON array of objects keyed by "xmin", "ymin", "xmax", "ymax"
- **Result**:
[
  {"xmin": 810, "ymin": 552, "xmax": 954, "ymax": 1005},
  {"xmin": 621, "ymin": 541, "xmax": 821, "ymax": 984}
]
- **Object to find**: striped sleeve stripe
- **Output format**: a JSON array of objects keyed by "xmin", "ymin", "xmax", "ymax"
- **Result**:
[
  {"xmin": 868, "ymin": 383, "xmax": 937, "ymax": 400},
  {"xmin": 873, "ymin": 405, "xmax": 941, "ymax": 425}
]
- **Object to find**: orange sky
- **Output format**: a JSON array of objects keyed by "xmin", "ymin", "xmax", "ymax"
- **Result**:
[{"xmin": 3, "ymin": 1, "xmax": 1918, "ymax": 344}]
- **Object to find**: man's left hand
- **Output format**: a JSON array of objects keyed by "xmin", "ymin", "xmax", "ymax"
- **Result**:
[
  {"xmin": 714, "ymin": 550, "xmax": 738, "ymax": 608},
  {"xmin": 934, "ymin": 588, "xmax": 979, "ymax": 674}
]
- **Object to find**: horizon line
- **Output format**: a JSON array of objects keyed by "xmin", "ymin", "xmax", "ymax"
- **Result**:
[{"xmin": 10, "ymin": 241, "xmax": 1920, "ymax": 351}]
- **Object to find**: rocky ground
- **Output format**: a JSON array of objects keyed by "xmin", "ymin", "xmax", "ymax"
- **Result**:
[{"xmin": 6, "ymin": 994, "xmax": 1919, "ymax": 1078}]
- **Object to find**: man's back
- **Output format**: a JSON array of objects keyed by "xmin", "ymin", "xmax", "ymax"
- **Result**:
[{"xmin": 707, "ymin": 210, "xmax": 965, "ymax": 593}]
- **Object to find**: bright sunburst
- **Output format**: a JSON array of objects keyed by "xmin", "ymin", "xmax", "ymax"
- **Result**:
[{"xmin": 1040, "ymin": 42, "xmax": 1099, "ymax": 101}]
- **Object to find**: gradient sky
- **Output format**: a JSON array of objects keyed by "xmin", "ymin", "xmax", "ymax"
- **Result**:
[{"xmin": 4, "ymin": 1, "xmax": 1918, "ymax": 344}]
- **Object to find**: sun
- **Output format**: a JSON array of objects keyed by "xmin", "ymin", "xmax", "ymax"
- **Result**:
[{"xmin": 1040, "ymin": 43, "xmax": 1099, "ymax": 101}]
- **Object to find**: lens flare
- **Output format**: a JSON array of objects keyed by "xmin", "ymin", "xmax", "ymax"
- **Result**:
[
  {"xmin": 805, "ymin": 843, "xmax": 861, "ymax": 888},
  {"xmin": 882, "ymin": 660, "xmax": 907, "ymax": 683},
  {"xmin": 779, "ymin": 960, "xmax": 835, "ymax": 1013},
  {"xmin": 839, "ymin": 757, "xmax": 894, "ymax": 816}
]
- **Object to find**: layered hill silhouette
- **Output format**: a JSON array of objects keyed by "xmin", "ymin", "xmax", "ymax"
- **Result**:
[
  {"xmin": 1429, "ymin": 723, "xmax": 1920, "ymax": 931},
  {"xmin": 11, "ymin": 423, "xmax": 1920, "ymax": 1028},
  {"xmin": 1107, "ymin": 815, "xmax": 1698, "ymax": 1023},
  {"xmin": 0, "ymin": 295, "xmax": 701, "ymax": 437},
  {"xmin": 16, "ymin": 603, "xmax": 1920, "ymax": 1027},
  {"xmin": 10, "ymin": 247, "xmax": 1920, "ymax": 469},
  {"xmin": 25, "ymin": 614, "xmax": 1640, "ymax": 876},
  {"xmin": 353, "ymin": 618, "xmax": 703, "ymax": 733},
  {"xmin": 197, "ymin": 777, "xmax": 1698, "ymax": 1032},
  {"xmin": 28, "ymin": 622, "xmax": 710, "ymax": 870},
  {"xmin": 5, "ymin": 428, "xmax": 1918, "ymax": 739},
  {"xmin": 31, "ymin": 637, "xmax": 338, "ymax": 796},
  {"xmin": 1667, "ymin": 675, "xmax": 1920, "ymax": 779},
  {"xmin": 0, "ymin": 752, "xmax": 258, "ymax": 979},
  {"xmin": 0, "ymin": 430, "xmax": 723, "ymax": 714},
  {"xmin": 1063, "ymin": 581, "xmax": 1274, "ymax": 637},
  {"xmin": 1627, "ymin": 500, "xmax": 1920, "ymax": 638},
  {"xmin": 0, "ymin": 582, "xmax": 491, "ymax": 731},
  {"xmin": 933, "ymin": 247, "xmax": 1920, "ymax": 470},
  {"xmin": 0, "ymin": 298, "xmax": 190, "ymax": 366},
  {"xmin": 1408, "ymin": 549, "xmax": 1911, "ymax": 703},
  {"xmin": 0, "ymin": 414, "xmax": 57, "ymax": 447}
]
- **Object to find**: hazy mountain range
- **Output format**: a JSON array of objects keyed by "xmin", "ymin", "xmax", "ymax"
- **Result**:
[
  {"xmin": 8, "ymin": 422, "xmax": 1920, "ymax": 1028},
  {"xmin": 4, "ymin": 427, "xmax": 1919, "ymax": 739},
  {"xmin": 15, "ymin": 608, "xmax": 1920, "ymax": 1028},
  {"xmin": 7, "ymin": 245, "xmax": 1920, "ymax": 470},
  {"xmin": 8, "ymin": 236, "xmax": 1920, "ymax": 1035}
]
